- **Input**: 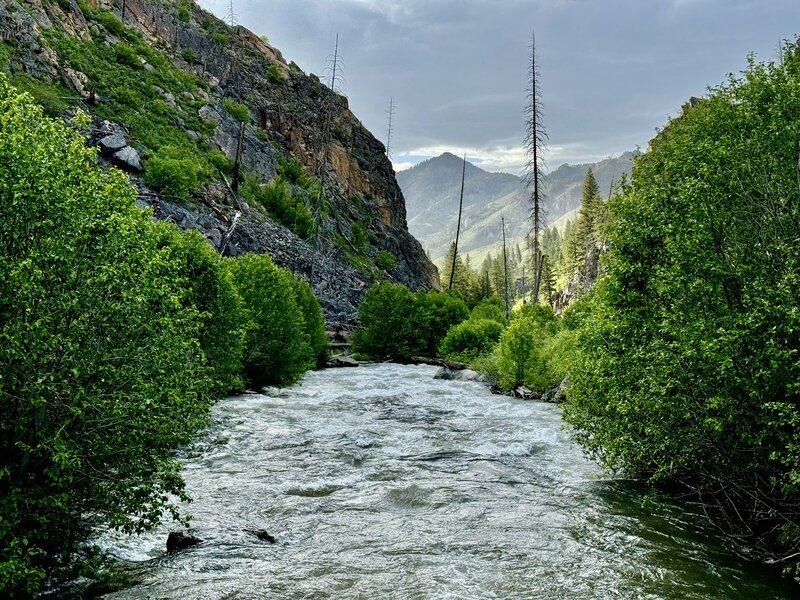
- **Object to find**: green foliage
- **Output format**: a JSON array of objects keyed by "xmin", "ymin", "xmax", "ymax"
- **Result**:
[
  {"xmin": 181, "ymin": 49, "xmax": 197, "ymax": 64},
  {"xmin": 212, "ymin": 33, "xmax": 229, "ymax": 45},
  {"xmin": 496, "ymin": 317, "xmax": 551, "ymax": 390},
  {"xmin": 94, "ymin": 10, "xmax": 125, "ymax": 37},
  {"xmin": 512, "ymin": 302, "xmax": 560, "ymax": 335},
  {"xmin": 240, "ymin": 174, "xmax": 314, "ymax": 239},
  {"xmin": 223, "ymin": 97, "xmax": 250, "ymax": 123},
  {"xmin": 267, "ymin": 63, "xmax": 286, "ymax": 84},
  {"xmin": 564, "ymin": 42, "xmax": 800, "ymax": 567},
  {"xmin": 114, "ymin": 43, "xmax": 140, "ymax": 69},
  {"xmin": 9, "ymin": 74, "xmax": 70, "ymax": 117},
  {"xmin": 42, "ymin": 27, "xmax": 217, "ymax": 199},
  {"xmin": 0, "ymin": 77, "xmax": 212, "ymax": 595},
  {"xmin": 439, "ymin": 318, "xmax": 504, "ymax": 362},
  {"xmin": 177, "ymin": 0, "xmax": 191, "ymax": 23},
  {"xmin": 143, "ymin": 145, "xmax": 213, "ymax": 199},
  {"xmin": 286, "ymin": 273, "xmax": 329, "ymax": 368},
  {"xmin": 153, "ymin": 224, "xmax": 247, "ymax": 395},
  {"xmin": 352, "ymin": 284, "xmax": 468, "ymax": 360},
  {"xmin": 470, "ymin": 295, "xmax": 508, "ymax": 325},
  {"xmin": 226, "ymin": 253, "xmax": 315, "ymax": 387},
  {"xmin": 376, "ymin": 249, "xmax": 396, "ymax": 271},
  {"xmin": 350, "ymin": 222, "xmax": 369, "ymax": 251}
]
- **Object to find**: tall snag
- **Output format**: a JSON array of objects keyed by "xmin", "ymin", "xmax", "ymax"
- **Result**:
[
  {"xmin": 448, "ymin": 154, "xmax": 467, "ymax": 291},
  {"xmin": 524, "ymin": 30, "xmax": 547, "ymax": 303}
]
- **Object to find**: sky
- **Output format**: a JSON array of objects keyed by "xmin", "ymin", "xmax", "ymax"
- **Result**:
[{"xmin": 198, "ymin": 0, "xmax": 800, "ymax": 175}]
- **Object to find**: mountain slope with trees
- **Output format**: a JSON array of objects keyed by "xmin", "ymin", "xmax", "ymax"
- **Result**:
[{"xmin": 400, "ymin": 152, "xmax": 633, "ymax": 265}]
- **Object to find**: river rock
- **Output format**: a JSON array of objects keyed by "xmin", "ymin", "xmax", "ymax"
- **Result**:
[
  {"xmin": 434, "ymin": 367, "xmax": 455, "ymax": 380},
  {"xmin": 113, "ymin": 145, "xmax": 142, "ymax": 171},
  {"xmin": 249, "ymin": 529, "xmax": 276, "ymax": 544},
  {"xmin": 512, "ymin": 385, "xmax": 539, "ymax": 400},
  {"xmin": 327, "ymin": 355, "xmax": 359, "ymax": 368},
  {"xmin": 166, "ymin": 530, "xmax": 202, "ymax": 552}
]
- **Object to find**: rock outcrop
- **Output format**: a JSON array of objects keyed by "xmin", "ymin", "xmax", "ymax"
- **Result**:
[{"xmin": 0, "ymin": 0, "xmax": 439, "ymax": 323}]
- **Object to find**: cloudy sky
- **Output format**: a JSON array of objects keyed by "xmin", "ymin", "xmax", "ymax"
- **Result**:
[{"xmin": 198, "ymin": 0, "xmax": 799, "ymax": 174}]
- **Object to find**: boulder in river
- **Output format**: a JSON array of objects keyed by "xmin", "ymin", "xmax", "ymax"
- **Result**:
[
  {"xmin": 166, "ymin": 530, "xmax": 202, "ymax": 552},
  {"xmin": 327, "ymin": 355, "xmax": 360, "ymax": 368},
  {"xmin": 248, "ymin": 529, "xmax": 277, "ymax": 544},
  {"xmin": 434, "ymin": 367, "xmax": 483, "ymax": 382}
]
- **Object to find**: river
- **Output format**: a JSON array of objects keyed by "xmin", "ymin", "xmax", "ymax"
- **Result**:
[{"xmin": 99, "ymin": 363, "xmax": 797, "ymax": 599}]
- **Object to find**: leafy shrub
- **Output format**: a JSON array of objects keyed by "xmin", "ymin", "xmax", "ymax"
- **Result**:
[
  {"xmin": 470, "ymin": 295, "xmax": 508, "ymax": 325},
  {"xmin": 415, "ymin": 290, "xmax": 470, "ymax": 357},
  {"xmin": 240, "ymin": 174, "xmax": 314, "ymax": 239},
  {"xmin": 350, "ymin": 222, "xmax": 369, "ymax": 251},
  {"xmin": 9, "ymin": 74, "xmax": 70, "ymax": 117},
  {"xmin": 512, "ymin": 303, "xmax": 560, "ymax": 335},
  {"xmin": 353, "ymin": 284, "xmax": 468, "ymax": 360},
  {"xmin": 376, "ymin": 249, "xmax": 396, "ymax": 271},
  {"xmin": 564, "ymin": 41, "xmax": 800, "ymax": 570},
  {"xmin": 181, "ymin": 49, "xmax": 197, "ymax": 64},
  {"xmin": 267, "ymin": 63, "xmax": 286, "ymax": 84},
  {"xmin": 114, "ymin": 43, "xmax": 140, "ymax": 68},
  {"xmin": 94, "ymin": 10, "xmax": 125, "ymax": 37},
  {"xmin": 223, "ymin": 97, "xmax": 250, "ymax": 123},
  {"xmin": 286, "ymin": 273, "xmax": 329, "ymax": 368},
  {"xmin": 213, "ymin": 33, "xmax": 229, "ymax": 45},
  {"xmin": 496, "ymin": 317, "xmax": 548, "ymax": 390},
  {"xmin": 439, "ymin": 318, "xmax": 504, "ymax": 362},
  {"xmin": 143, "ymin": 145, "xmax": 212, "ymax": 199},
  {"xmin": 0, "ymin": 77, "xmax": 211, "ymax": 595},
  {"xmin": 226, "ymin": 253, "xmax": 314, "ymax": 387},
  {"xmin": 153, "ymin": 224, "xmax": 247, "ymax": 395}
]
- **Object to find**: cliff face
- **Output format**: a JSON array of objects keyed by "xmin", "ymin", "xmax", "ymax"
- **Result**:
[{"xmin": 0, "ymin": 0, "xmax": 438, "ymax": 323}]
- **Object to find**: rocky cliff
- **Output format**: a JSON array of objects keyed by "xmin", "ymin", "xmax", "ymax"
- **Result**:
[{"xmin": 0, "ymin": 0, "xmax": 438, "ymax": 324}]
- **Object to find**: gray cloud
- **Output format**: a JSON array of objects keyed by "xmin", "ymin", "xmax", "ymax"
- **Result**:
[{"xmin": 199, "ymin": 0, "xmax": 800, "ymax": 173}]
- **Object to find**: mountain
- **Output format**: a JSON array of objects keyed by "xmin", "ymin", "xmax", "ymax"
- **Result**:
[
  {"xmin": 399, "ymin": 152, "xmax": 634, "ymax": 264},
  {"xmin": 0, "ymin": 0, "xmax": 437, "ymax": 323}
]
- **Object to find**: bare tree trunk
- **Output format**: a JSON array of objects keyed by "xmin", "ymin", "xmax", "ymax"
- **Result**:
[
  {"xmin": 448, "ymin": 155, "xmax": 467, "ymax": 291},
  {"xmin": 231, "ymin": 121, "xmax": 245, "ymax": 193},
  {"xmin": 525, "ymin": 30, "xmax": 547, "ymax": 304},
  {"xmin": 502, "ymin": 215, "xmax": 510, "ymax": 319}
]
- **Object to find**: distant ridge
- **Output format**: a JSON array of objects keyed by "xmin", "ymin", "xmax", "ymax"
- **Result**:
[{"xmin": 399, "ymin": 152, "xmax": 635, "ymax": 264}]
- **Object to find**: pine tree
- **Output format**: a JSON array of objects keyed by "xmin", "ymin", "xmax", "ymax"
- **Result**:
[{"xmin": 441, "ymin": 241, "xmax": 469, "ymax": 292}]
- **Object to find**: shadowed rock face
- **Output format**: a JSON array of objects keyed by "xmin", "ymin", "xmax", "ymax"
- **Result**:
[{"xmin": 1, "ymin": 0, "xmax": 439, "ymax": 323}]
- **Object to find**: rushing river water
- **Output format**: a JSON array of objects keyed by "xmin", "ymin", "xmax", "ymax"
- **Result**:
[{"xmin": 99, "ymin": 363, "xmax": 797, "ymax": 599}]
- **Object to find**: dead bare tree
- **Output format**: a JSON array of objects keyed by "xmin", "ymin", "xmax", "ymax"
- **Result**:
[
  {"xmin": 448, "ymin": 154, "xmax": 467, "ymax": 291},
  {"xmin": 524, "ymin": 29, "xmax": 547, "ymax": 304},
  {"xmin": 385, "ymin": 97, "xmax": 395, "ymax": 158},
  {"xmin": 502, "ymin": 215, "xmax": 510, "ymax": 319}
]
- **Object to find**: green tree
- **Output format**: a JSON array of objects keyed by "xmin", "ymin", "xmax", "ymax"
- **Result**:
[
  {"xmin": 154, "ymin": 223, "xmax": 247, "ymax": 395},
  {"xmin": 227, "ymin": 253, "xmax": 313, "ymax": 387},
  {"xmin": 0, "ymin": 77, "xmax": 211, "ymax": 595},
  {"xmin": 565, "ymin": 43, "xmax": 800, "ymax": 571}
]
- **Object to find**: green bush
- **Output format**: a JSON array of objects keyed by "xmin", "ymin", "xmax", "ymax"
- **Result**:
[
  {"xmin": 240, "ymin": 174, "xmax": 314, "ymax": 239},
  {"xmin": 415, "ymin": 290, "xmax": 470, "ymax": 357},
  {"xmin": 350, "ymin": 222, "xmax": 369, "ymax": 251},
  {"xmin": 376, "ymin": 249, "xmax": 396, "ymax": 271},
  {"xmin": 512, "ymin": 302, "xmax": 560, "ymax": 335},
  {"xmin": 439, "ymin": 318, "xmax": 504, "ymax": 362},
  {"xmin": 223, "ymin": 97, "xmax": 250, "ymax": 123},
  {"xmin": 153, "ymin": 224, "xmax": 247, "ymax": 395},
  {"xmin": 470, "ymin": 295, "xmax": 508, "ymax": 325},
  {"xmin": 0, "ymin": 77, "xmax": 211, "ymax": 595},
  {"xmin": 564, "ymin": 41, "xmax": 800, "ymax": 569},
  {"xmin": 114, "ymin": 43, "xmax": 140, "ymax": 69},
  {"xmin": 226, "ymin": 253, "xmax": 314, "ymax": 387},
  {"xmin": 143, "ymin": 146, "xmax": 212, "ymax": 199},
  {"xmin": 496, "ymin": 316, "xmax": 548, "ymax": 390},
  {"xmin": 9, "ymin": 74, "xmax": 70, "ymax": 117},
  {"xmin": 181, "ymin": 49, "xmax": 196, "ymax": 64},
  {"xmin": 94, "ymin": 9, "xmax": 125, "ymax": 37},
  {"xmin": 267, "ymin": 63, "xmax": 286, "ymax": 84},
  {"xmin": 352, "ymin": 284, "xmax": 468, "ymax": 360},
  {"xmin": 286, "ymin": 273, "xmax": 329, "ymax": 368}
]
